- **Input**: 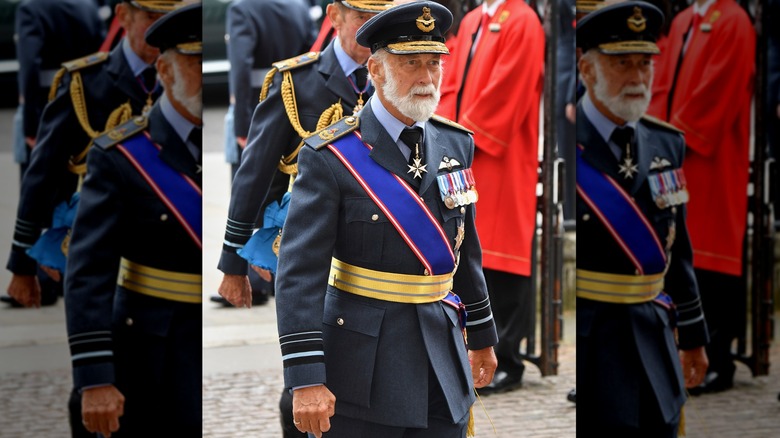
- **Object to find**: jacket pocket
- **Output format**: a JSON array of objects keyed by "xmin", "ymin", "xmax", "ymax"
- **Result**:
[{"xmin": 323, "ymin": 291, "xmax": 385, "ymax": 407}]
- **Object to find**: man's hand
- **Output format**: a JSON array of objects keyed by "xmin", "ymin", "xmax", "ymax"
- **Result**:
[
  {"xmin": 7, "ymin": 274, "xmax": 41, "ymax": 308},
  {"xmin": 469, "ymin": 347, "xmax": 498, "ymax": 388},
  {"xmin": 81, "ymin": 385, "xmax": 125, "ymax": 438},
  {"xmin": 250, "ymin": 265, "xmax": 273, "ymax": 282},
  {"xmin": 218, "ymin": 274, "xmax": 252, "ymax": 308},
  {"xmin": 679, "ymin": 346, "xmax": 709, "ymax": 388},
  {"xmin": 292, "ymin": 385, "xmax": 336, "ymax": 438},
  {"xmin": 40, "ymin": 265, "xmax": 62, "ymax": 282}
]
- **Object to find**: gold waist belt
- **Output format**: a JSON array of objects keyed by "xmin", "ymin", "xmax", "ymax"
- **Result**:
[
  {"xmin": 576, "ymin": 269, "xmax": 664, "ymax": 304},
  {"xmin": 328, "ymin": 258, "xmax": 452, "ymax": 304},
  {"xmin": 118, "ymin": 258, "xmax": 202, "ymax": 303}
]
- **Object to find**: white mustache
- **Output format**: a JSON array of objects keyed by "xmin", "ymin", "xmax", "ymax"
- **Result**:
[{"xmin": 620, "ymin": 85, "xmax": 649, "ymax": 97}]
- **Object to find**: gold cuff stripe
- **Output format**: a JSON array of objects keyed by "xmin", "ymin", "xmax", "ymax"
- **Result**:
[
  {"xmin": 329, "ymin": 258, "xmax": 452, "ymax": 304},
  {"xmin": 118, "ymin": 258, "xmax": 202, "ymax": 303},
  {"xmin": 576, "ymin": 269, "xmax": 663, "ymax": 304}
]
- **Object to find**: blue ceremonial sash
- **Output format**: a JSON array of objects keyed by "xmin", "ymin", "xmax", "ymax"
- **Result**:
[
  {"xmin": 328, "ymin": 133, "xmax": 455, "ymax": 275},
  {"xmin": 117, "ymin": 132, "xmax": 202, "ymax": 248},
  {"xmin": 576, "ymin": 146, "xmax": 666, "ymax": 274}
]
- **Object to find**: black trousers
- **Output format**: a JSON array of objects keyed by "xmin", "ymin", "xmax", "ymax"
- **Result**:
[
  {"xmin": 694, "ymin": 267, "xmax": 747, "ymax": 377},
  {"xmin": 482, "ymin": 235, "xmax": 537, "ymax": 376}
]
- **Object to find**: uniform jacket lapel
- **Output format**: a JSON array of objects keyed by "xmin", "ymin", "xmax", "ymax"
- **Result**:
[
  {"xmin": 359, "ymin": 103, "xmax": 420, "ymax": 188},
  {"xmin": 318, "ymin": 43, "xmax": 359, "ymax": 110},
  {"xmin": 106, "ymin": 43, "xmax": 149, "ymax": 107},
  {"xmin": 148, "ymin": 104, "xmax": 201, "ymax": 186},
  {"xmin": 420, "ymin": 122, "xmax": 445, "ymax": 195},
  {"xmin": 630, "ymin": 121, "xmax": 653, "ymax": 193},
  {"xmin": 577, "ymin": 103, "xmax": 620, "ymax": 180}
]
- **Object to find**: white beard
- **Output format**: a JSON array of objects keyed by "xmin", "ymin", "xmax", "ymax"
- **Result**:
[
  {"xmin": 171, "ymin": 60, "xmax": 202, "ymax": 120},
  {"xmin": 593, "ymin": 61, "xmax": 651, "ymax": 122},
  {"xmin": 381, "ymin": 65, "xmax": 441, "ymax": 122}
]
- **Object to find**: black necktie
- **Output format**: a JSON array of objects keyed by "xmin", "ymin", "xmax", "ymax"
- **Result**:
[
  {"xmin": 456, "ymin": 14, "xmax": 490, "ymax": 120},
  {"xmin": 189, "ymin": 126, "xmax": 202, "ymax": 149},
  {"xmin": 353, "ymin": 66, "xmax": 368, "ymax": 90},
  {"xmin": 139, "ymin": 67, "xmax": 157, "ymax": 91},
  {"xmin": 611, "ymin": 126, "xmax": 636, "ymax": 180},
  {"xmin": 400, "ymin": 127, "xmax": 423, "ymax": 161},
  {"xmin": 400, "ymin": 127, "xmax": 426, "ymax": 180}
]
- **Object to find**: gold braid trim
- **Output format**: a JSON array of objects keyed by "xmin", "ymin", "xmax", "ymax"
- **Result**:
[
  {"xmin": 277, "ymin": 102, "xmax": 344, "ymax": 175},
  {"xmin": 69, "ymin": 71, "xmax": 101, "ymax": 139},
  {"xmin": 67, "ymin": 102, "xmax": 133, "ymax": 177},
  {"xmin": 280, "ymin": 70, "xmax": 309, "ymax": 139},
  {"xmin": 48, "ymin": 68, "xmax": 67, "ymax": 102},
  {"xmin": 259, "ymin": 67, "xmax": 279, "ymax": 102}
]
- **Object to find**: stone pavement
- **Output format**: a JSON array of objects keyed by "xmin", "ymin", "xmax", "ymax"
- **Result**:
[{"xmin": 1, "ymin": 107, "xmax": 779, "ymax": 437}]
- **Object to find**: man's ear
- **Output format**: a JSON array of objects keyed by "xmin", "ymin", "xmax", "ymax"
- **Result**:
[
  {"xmin": 578, "ymin": 55, "xmax": 595, "ymax": 88},
  {"xmin": 326, "ymin": 3, "xmax": 343, "ymax": 32},
  {"xmin": 367, "ymin": 56, "xmax": 382, "ymax": 86},
  {"xmin": 155, "ymin": 54, "xmax": 172, "ymax": 87}
]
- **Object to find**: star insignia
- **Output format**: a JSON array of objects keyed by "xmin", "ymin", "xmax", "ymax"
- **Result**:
[
  {"xmin": 619, "ymin": 156, "xmax": 638, "ymax": 179},
  {"xmin": 407, "ymin": 157, "xmax": 427, "ymax": 179}
]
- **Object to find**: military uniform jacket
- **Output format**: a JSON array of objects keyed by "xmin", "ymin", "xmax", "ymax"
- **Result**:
[
  {"xmin": 275, "ymin": 101, "xmax": 498, "ymax": 428},
  {"xmin": 15, "ymin": 0, "xmax": 104, "ymax": 139},
  {"xmin": 64, "ymin": 103, "xmax": 202, "ymax": 390},
  {"xmin": 8, "ymin": 42, "xmax": 160, "ymax": 276},
  {"xmin": 227, "ymin": 0, "xmax": 315, "ymax": 139},
  {"xmin": 219, "ymin": 41, "xmax": 368, "ymax": 275},
  {"xmin": 576, "ymin": 103, "xmax": 709, "ymax": 428}
]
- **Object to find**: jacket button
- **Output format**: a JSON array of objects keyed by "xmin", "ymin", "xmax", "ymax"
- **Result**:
[
  {"xmin": 337, "ymin": 318, "xmax": 344, "ymax": 326},
  {"xmin": 126, "ymin": 317, "xmax": 133, "ymax": 326},
  {"xmin": 460, "ymin": 207, "xmax": 466, "ymax": 214},
  {"xmin": 371, "ymin": 214, "xmax": 379, "ymax": 221},
  {"xmin": 160, "ymin": 213, "xmax": 168, "ymax": 221},
  {"xmin": 582, "ymin": 214, "xmax": 590, "ymax": 221},
  {"xmin": 671, "ymin": 207, "xmax": 677, "ymax": 214},
  {"xmin": 424, "ymin": 269, "xmax": 430, "ymax": 276}
]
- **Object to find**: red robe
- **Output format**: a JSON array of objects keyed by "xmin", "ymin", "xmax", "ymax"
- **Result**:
[
  {"xmin": 648, "ymin": 0, "xmax": 755, "ymax": 276},
  {"xmin": 438, "ymin": 0, "xmax": 544, "ymax": 276}
]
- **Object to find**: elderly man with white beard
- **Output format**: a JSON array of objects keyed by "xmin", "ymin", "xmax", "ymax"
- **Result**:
[
  {"xmin": 64, "ymin": 3, "xmax": 203, "ymax": 437},
  {"xmin": 575, "ymin": 2, "xmax": 710, "ymax": 437},
  {"xmin": 273, "ymin": 2, "xmax": 498, "ymax": 437}
]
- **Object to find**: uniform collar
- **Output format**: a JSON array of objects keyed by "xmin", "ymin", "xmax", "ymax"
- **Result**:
[
  {"xmin": 159, "ymin": 93, "xmax": 199, "ymax": 159},
  {"xmin": 693, "ymin": 0, "xmax": 717, "ymax": 16},
  {"xmin": 581, "ymin": 92, "xmax": 637, "ymax": 146},
  {"xmin": 482, "ymin": 0, "xmax": 507, "ymax": 17},
  {"xmin": 121, "ymin": 38, "xmax": 155, "ymax": 78},
  {"xmin": 333, "ymin": 36, "xmax": 365, "ymax": 78},
  {"xmin": 369, "ymin": 94, "xmax": 426, "ymax": 159}
]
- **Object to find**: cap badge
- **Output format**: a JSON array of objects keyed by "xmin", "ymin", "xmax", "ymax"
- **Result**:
[
  {"xmin": 416, "ymin": 7, "xmax": 435, "ymax": 33},
  {"xmin": 627, "ymin": 6, "xmax": 647, "ymax": 33}
]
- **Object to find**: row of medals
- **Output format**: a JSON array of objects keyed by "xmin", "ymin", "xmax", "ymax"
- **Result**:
[
  {"xmin": 437, "ymin": 168, "xmax": 478, "ymax": 210},
  {"xmin": 648, "ymin": 168, "xmax": 689, "ymax": 209}
]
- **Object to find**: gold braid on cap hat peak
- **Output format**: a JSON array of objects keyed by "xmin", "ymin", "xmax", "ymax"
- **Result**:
[
  {"xmin": 342, "ymin": 0, "xmax": 393, "ymax": 12},
  {"xmin": 131, "ymin": 1, "xmax": 183, "ymax": 13}
]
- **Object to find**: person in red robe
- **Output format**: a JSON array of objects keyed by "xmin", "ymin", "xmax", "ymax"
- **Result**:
[
  {"xmin": 438, "ymin": 0, "xmax": 544, "ymax": 394},
  {"xmin": 648, "ymin": 0, "xmax": 755, "ymax": 394}
]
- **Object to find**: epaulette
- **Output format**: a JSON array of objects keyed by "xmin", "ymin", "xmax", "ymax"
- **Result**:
[
  {"xmin": 430, "ymin": 114, "xmax": 473, "ymax": 134},
  {"xmin": 260, "ymin": 51, "xmax": 321, "ymax": 102},
  {"xmin": 304, "ymin": 116, "xmax": 360, "ymax": 150},
  {"xmin": 641, "ymin": 114, "xmax": 685, "ymax": 135},
  {"xmin": 61, "ymin": 51, "xmax": 109, "ymax": 73},
  {"xmin": 272, "ymin": 51, "xmax": 320, "ymax": 73},
  {"xmin": 94, "ymin": 115, "xmax": 148, "ymax": 150}
]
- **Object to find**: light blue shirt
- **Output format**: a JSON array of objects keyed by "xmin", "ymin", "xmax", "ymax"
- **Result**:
[
  {"xmin": 369, "ymin": 95, "xmax": 426, "ymax": 161},
  {"xmin": 581, "ymin": 92, "xmax": 636, "ymax": 160},
  {"xmin": 121, "ymin": 38, "xmax": 154, "ymax": 78},
  {"xmin": 160, "ymin": 93, "xmax": 199, "ymax": 160}
]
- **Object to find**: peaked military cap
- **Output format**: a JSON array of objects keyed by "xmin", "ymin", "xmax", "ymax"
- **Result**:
[
  {"xmin": 145, "ymin": 2, "xmax": 202, "ymax": 55},
  {"xmin": 577, "ymin": 1, "xmax": 664, "ymax": 55},
  {"xmin": 338, "ymin": 0, "xmax": 394, "ymax": 14},
  {"xmin": 356, "ymin": 1, "xmax": 453, "ymax": 55},
  {"xmin": 125, "ymin": 0, "xmax": 185, "ymax": 13}
]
